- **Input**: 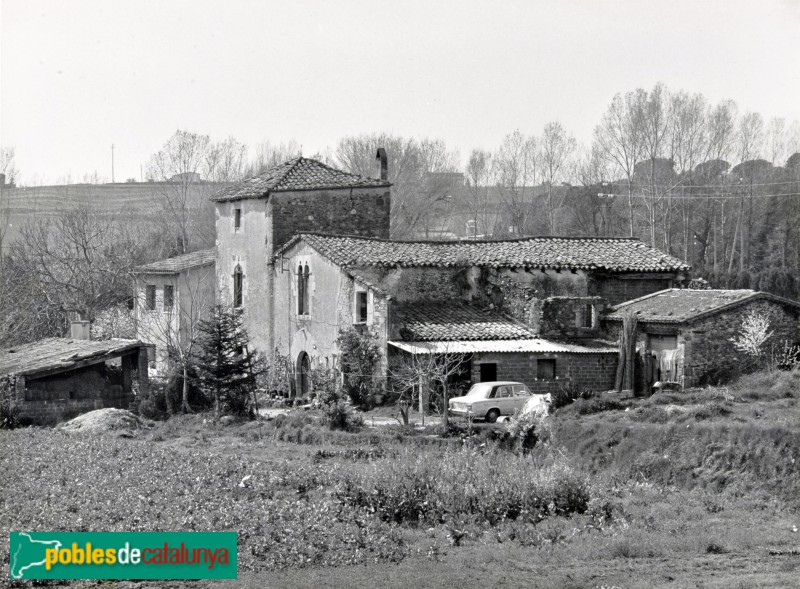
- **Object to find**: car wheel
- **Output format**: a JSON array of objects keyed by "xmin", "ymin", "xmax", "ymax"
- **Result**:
[{"xmin": 486, "ymin": 409, "xmax": 500, "ymax": 423}]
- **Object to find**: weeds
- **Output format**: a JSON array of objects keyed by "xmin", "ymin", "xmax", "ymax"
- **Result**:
[{"xmin": 334, "ymin": 448, "xmax": 591, "ymax": 526}]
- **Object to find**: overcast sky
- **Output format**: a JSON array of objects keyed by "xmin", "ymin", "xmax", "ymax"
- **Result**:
[{"xmin": 2, "ymin": 0, "xmax": 799, "ymax": 185}]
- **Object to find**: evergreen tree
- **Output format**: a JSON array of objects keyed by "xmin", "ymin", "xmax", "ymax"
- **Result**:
[{"xmin": 194, "ymin": 305, "xmax": 261, "ymax": 417}]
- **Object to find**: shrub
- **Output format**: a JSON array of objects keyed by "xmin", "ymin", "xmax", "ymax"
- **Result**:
[
  {"xmin": 551, "ymin": 383, "xmax": 594, "ymax": 410},
  {"xmin": 775, "ymin": 342, "xmax": 800, "ymax": 371},
  {"xmin": 574, "ymin": 397, "xmax": 626, "ymax": 415},
  {"xmin": 337, "ymin": 328, "xmax": 382, "ymax": 407},
  {"xmin": 502, "ymin": 411, "xmax": 545, "ymax": 454},
  {"xmin": 313, "ymin": 367, "xmax": 363, "ymax": 432},
  {"xmin": 334, "ymin": 448, "xmax": 591, "ymax": 526}
]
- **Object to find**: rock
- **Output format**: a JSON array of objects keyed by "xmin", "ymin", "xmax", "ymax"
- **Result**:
[
  {"xmin": 59, "ymin": 408, "xmax": 152, "ymax": 435},
  {"xmin": 219, "ymin": 415, "xmax": 235, "ymax": 426}
]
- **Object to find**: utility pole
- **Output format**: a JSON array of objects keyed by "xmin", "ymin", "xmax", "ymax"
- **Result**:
[{"xmin": 111, "ymin": 144, "xmax": 115, "ymax": 183}]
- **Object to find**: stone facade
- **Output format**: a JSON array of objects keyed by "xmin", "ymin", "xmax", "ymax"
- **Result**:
[
  {"xmin": 271, "ymin": 241, "xmax": 390, "ymax": 393},
  {"xmin": 589, "ymin": 274, "xmax": 674, "ymax": 306},
  {"xmin": 216, "ymin": 187, "xmax": 390, "ymax": 353}
]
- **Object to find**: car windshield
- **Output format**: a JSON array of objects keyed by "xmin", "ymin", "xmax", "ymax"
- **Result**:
[{"xmin": 465, "ymin": 383, "xmax": 495, "ymax": 398}]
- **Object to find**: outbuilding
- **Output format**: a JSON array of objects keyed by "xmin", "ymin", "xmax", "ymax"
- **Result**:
[
  {"xmin": 603, "ymin": 289, "xmax": 800, "ymax": 388},
  {"xmin": 0, "ymin": 337, "xmax": 150, "ymax": 425}
]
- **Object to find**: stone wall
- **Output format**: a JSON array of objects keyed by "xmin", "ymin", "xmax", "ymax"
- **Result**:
[
  {"xmin": 535, "ymin": 296, "xmax": 606, "ymax": 339},
  {"xmin": 355, "ymin": 267, "xmax": 465, "ymax": 302},
  {"xmin": 589, "ymin": 274, "xmax": 674, "ymax": 306},
  {"xmin": 271, "ymin": 188, "xmax": 390, "ymax": 252},
  {"xmin": 470, "ymin": 351, "xmax": 617, "ymax": 395}
]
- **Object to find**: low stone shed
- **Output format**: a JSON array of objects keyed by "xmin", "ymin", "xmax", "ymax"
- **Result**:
[
  {"xmin": 0, "ymin": 338, "xmax": 149, "ymax": 425},
  {"xmin": 603, "ymin": 289, "xmax": 800, "ymax": 388}
]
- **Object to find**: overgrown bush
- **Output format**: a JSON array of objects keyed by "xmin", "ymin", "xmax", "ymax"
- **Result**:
[
  {"xmin": 551, "ymin": 382, "xmax": 594, "ymax": 410},
  {"xmin": 337, "ymin": 328, "xmax": 381, "ymax": 407},
  {"xmin": 312, "ymin": 367, "xmax": 363, "ymax": 432},
  {"xmin": 775, "ymin": 342, "xmax": 800, "ymax": 371},
  {"xmin": 572, "ymin": 396, "xmax": 626, "ymax": 415},
  {"xmin": 335, "ymin": 448, "xmax": 591, "ymax": 526},
  {"xmin": 501, "ymin": 411, "xmax": 547, "ymax": 454}
]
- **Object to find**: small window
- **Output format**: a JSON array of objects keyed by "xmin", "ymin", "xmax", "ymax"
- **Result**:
[
  {"xmin": 163, "ymin": 285, "xmax": 174, "ymax": 310},
  {"xmin": 479, "ymin": 363, "xmax": 497, "ymax": 382},
  {"xmin": 579, "ymin": 304, "xmax": 594, "ymax": 328},
  {"xmin": 233, "ymin": 265, "xmax": 243, "ymax": 308},
  {"xmin": 234, "ymin": 208, "xmax": 242, "ymax": 231},
  {"xmin": 537, "ymin": 359, "xmax": 556, "ymax": 380},
  {"xmin": 355, "ymin": 291, "xmax": 368, "ymax": 323},
  {"xmin": 497, "ymin": 386, "xmax": 512, "ymax": 398},
  {"xmin": 145, "ymin": 285, "xmax": 156, "ymax": 311}
]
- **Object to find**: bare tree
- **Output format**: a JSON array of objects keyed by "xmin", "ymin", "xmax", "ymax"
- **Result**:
[
  {"xmin": 146, "ymin": 130, "xmax": 235, "ymax": 255},
  {"xmin": 389, "ymin": 346, "xmax": 466, "ymax": 429},
  {"xmin": 493, "ymin": 130, "xmax": 539, "ymax": 236},
  {"xmin": 12, "ymin": 205, "xmax": 144, "ymax": 330},
  {"xmin": 463, "ymin": 149, "xmax": 495, "ymax": 238},
  {"xmin": 540, "ymin": 121, "xmax": 577, "ymax": 234},
  {"xmin": 594, "ymin": 90, "xmax": 646, "ymax": 237},
  {"xmin": 246, "ymin": 140, "xmax": 302, "ymax": 176},
  {"xmin": 335, "ymin": 133, "xmax": 460, "ymax": 239},
  {"xmin": 766, "ymin": 118, "xmax": 787, "ymax": 167}
]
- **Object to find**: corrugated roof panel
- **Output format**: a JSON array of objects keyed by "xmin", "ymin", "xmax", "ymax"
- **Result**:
[{"xmin": 388, "ymin": 339, "xmax": 617, "ymax": 355}]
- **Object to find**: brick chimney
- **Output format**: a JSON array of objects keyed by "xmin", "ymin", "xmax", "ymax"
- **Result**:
[
  {"xmin": 70, "ymin": 320, "xmax": 91, "ymax": 340},
  {"xmin": 376, "ymin": 148, "xmax": 388, "ymax": 181}
]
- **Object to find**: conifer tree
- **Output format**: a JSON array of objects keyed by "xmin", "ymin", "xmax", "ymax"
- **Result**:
[{"xmin": 194, "ymin": 305, "xmax": 261, "ymax": 417}]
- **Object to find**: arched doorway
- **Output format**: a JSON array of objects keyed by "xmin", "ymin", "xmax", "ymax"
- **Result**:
[{"xmin": 297, "ymin": 352, "xmax": 311, "ymax": 397}]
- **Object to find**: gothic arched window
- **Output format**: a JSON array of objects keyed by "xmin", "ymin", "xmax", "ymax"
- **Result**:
[
  {"xmin": 233, "ymin": 264, "xmax": 243, "ymax": 308},
  {"xmin": 297, "ymin": 264, "xmax": 311, "ymax": 315}
]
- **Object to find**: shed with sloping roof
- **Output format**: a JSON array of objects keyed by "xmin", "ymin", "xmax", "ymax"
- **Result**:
[
  {"xmin": 0, "ymin": 337, "xmax": 149, "ymax": 425},
  {"xmin": 603, "ymin": 289, "xmax": 800, "ymax": 388}
]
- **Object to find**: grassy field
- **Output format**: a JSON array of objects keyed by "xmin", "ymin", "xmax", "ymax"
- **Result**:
[{"xmin": 2, "ymin": 370, "xmax": 800, "ymax": 588}]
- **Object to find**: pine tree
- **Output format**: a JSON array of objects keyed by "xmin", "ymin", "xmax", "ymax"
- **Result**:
[{"xmin": 194, "ymin": 305, "xmax": 261, "ymax": 417}]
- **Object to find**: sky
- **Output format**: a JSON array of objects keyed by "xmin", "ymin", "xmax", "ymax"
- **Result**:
[{"xmin": 1, "ymin": 0, "xmax": 799, "ymax": 185}]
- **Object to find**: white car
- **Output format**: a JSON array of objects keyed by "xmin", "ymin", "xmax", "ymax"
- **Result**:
[{"xmin": 449, "ymin": 381, "xmax": 541, "ymax": 423}]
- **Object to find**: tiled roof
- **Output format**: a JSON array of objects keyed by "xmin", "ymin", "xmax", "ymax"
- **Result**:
[
  {"xmin": 394, "ymin": 302, "xmax": 534, "ymax": 341},
  {"xmin": 0, "ymin": 338, "xmax": 144, "ymax": 377},
  {"xmin": 211, "ymin": 157, "xmax": 390, "ymax": 202},
  {"xmin": 277, "ymin": 233, "xmax": 690, "ymax": 272},
  {"xmin": 134, "ymin": 249, "xmax": 215, "ymax": 274},
  {"xmin": 604, "ymin": 289, "xmax": 800, "ymax": 323},
  {"xmin": 389, "ymin": 339, "xmax": 618, "ymax": 354}
]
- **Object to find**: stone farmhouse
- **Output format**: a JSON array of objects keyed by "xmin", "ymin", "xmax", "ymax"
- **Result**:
[
  {"xmin": 272, "ymin": 232, "xmax": 689, "ymax": 396},
  {"xmin": 133, "ymin": 151, "xmax": 799, "ymax": 401},
  {"xmin": 604, "ymin": 289, "xmax": 800, "ymax": 388}
]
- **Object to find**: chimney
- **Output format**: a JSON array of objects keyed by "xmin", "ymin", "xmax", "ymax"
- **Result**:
[
  {"xmin": 376, "ymin": 148, "xmax": 388, "ymax": 181},
  {"xmin": 0, "ymin": 173, "xmax": 5, "ymax": 186},
  {"xmin": 70, "ymin": 320, "xmax": 91, "ymax": 340}
]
